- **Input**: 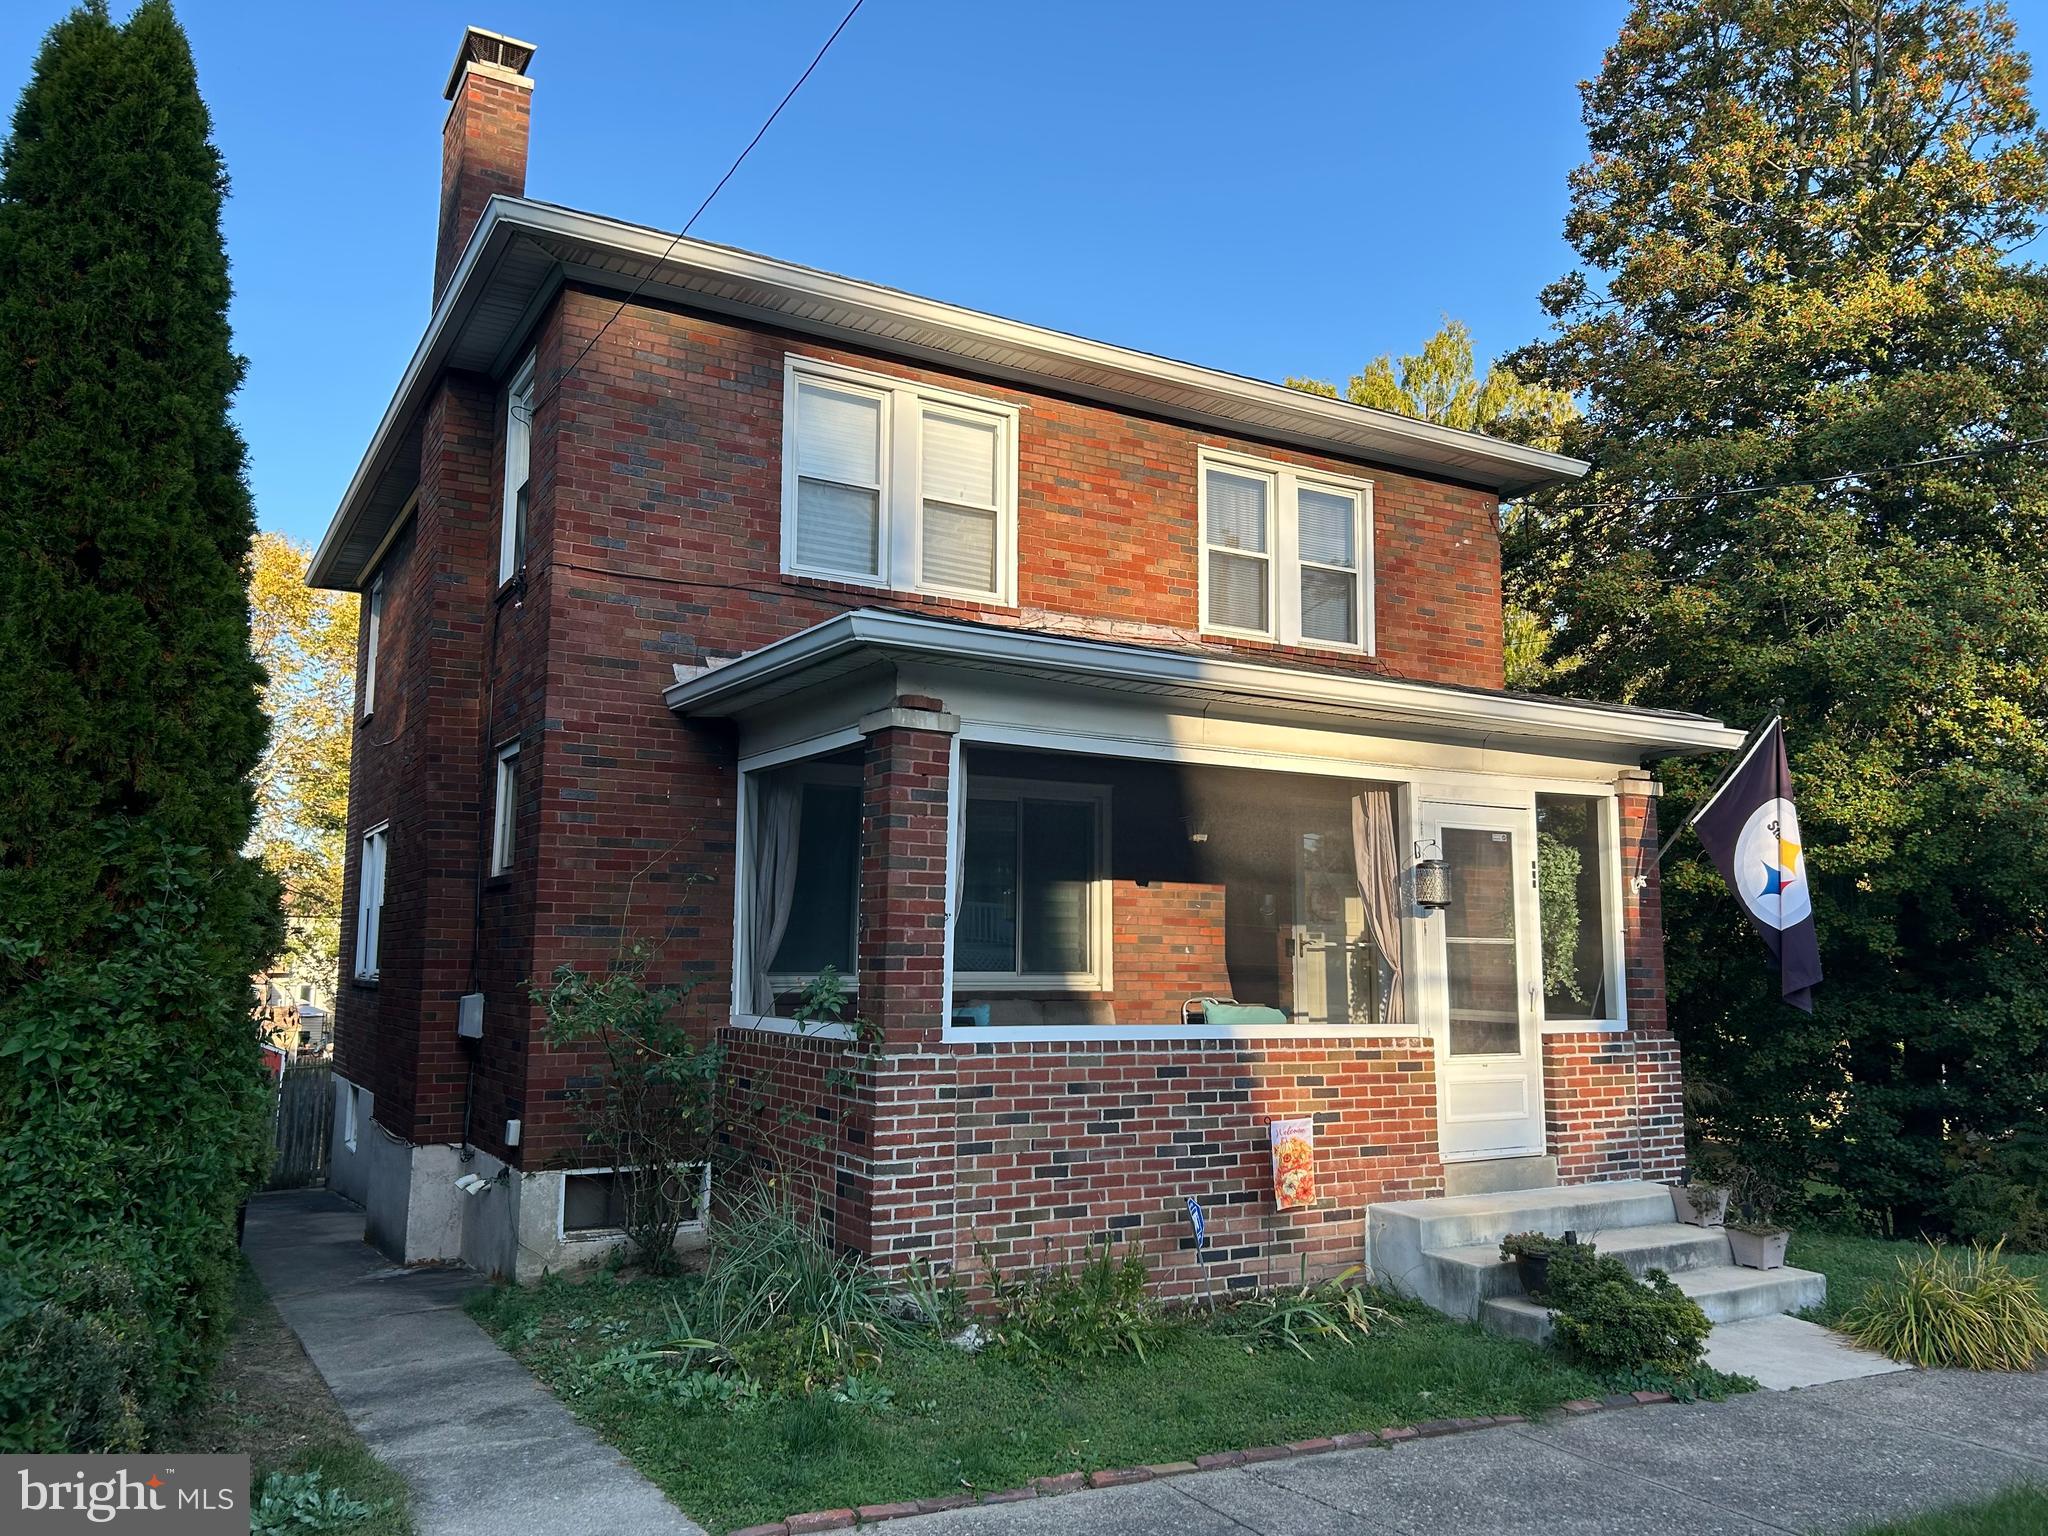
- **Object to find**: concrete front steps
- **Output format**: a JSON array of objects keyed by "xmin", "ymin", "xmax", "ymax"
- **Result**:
[{"xmin": 1364, "ymin": 1178, "xmax": 1826, "ymax": 1344}]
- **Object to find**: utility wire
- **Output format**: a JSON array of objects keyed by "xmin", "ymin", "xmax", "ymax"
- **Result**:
[{"xmin": 529, "ymin": 0, "xmax": 867, "ymax": 421}]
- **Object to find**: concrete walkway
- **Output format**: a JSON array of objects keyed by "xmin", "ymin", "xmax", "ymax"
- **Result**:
[
  {"xmin": 243, "ymin": 1189, "xmax": 703, "ymax": 1536},
  {"xmin": 889, "ymin": 1367, "xmax": 2048, "ymax": 1536}
]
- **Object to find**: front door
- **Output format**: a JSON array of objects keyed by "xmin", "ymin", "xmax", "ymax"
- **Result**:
[{"xmin": 1422, "ymin": 802, "xmax": 1546, "ymax": 1161}]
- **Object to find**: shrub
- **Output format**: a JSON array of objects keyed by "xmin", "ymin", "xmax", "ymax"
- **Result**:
[
  {"xmin": 980, "ymin": 1238, "xmax": 1162, "ymax": 1364},
  {"xmin": 684, "ymin": 1185, "xmax": 903, "ymax": 1391},
  {"xmin": 536, "ymin": 945, "xmax": 722, "ymax": 1273},
  {"xmin": 1940, "ymin": 1133, "xmax": 2048, "ymax": 1253},
  {"xmin": 1541, "ymin": 1245, "xmax": 1710, "ymax": 1373},
  {"xmin": 1841, "ymin": 1242, "xmax": 2048, "ymax": 1370},
  {"xmin": 1226, "ymin": 1262, "xmax": 1391, "ymax": 1358}
]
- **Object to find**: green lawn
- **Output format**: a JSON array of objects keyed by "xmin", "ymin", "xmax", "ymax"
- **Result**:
[
  {"xmin": 469, "ymin": 1271, "xmax": 1629, "ymax": 1534},
  {"xmin": 1845, "ymin": 1486, "xmax": 2048, "ymax": 1534},
  {"xmin": 182, "ymin": 1262, "xmax": 413, "ymax": 1536},
  {"xmin": 1789, "ymin": 1231, "xmax": 2048, "ymax": 1326}
]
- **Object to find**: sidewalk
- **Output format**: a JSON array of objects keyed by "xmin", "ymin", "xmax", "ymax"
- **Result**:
[
  {"xmin": 881, "ymin": 1366, "xmax": 2048, "ymax": 1536},
  {"xmin": 242, "ymin": 1188, "xmax": 703, "ymax": 1536}
]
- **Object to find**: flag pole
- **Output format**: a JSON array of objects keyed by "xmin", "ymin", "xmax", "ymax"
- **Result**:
[{"xmin": 1656, "ymin": 713, "xmax": 1781, "ymax": 864}]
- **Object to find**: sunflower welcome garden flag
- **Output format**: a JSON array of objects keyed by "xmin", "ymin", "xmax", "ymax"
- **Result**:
[{"xmin": 1690, "ymin": 718, "xmax": 1823, "ymax": 1013}]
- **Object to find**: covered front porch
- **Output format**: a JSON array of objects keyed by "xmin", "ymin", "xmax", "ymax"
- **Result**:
[{"xmin": 667, "ymin": 610, "xmax": 1741, "ymax": 1288}]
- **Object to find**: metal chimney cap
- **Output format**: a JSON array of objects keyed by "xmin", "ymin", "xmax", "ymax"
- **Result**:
[{"xmin": 444, "ymin": 26, "xmax": 537, "ymax": 100}]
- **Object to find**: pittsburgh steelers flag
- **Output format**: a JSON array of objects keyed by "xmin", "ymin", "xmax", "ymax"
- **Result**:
[{"xmin": 1688, "ymin": 718, "xmax": 1822, "ymax": 1012}]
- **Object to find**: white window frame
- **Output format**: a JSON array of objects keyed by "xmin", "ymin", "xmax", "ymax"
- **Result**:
[
  {"xmin": 1197, "ymin": 447, "xmax": 1373, "ymax": 653},
  {"xmin": 780, "ymin": 356, "xmax": 1020, "ymax": 606},
  {"xmin": 341, "ymin": 1083, "xmax": 359, "ymax": 1154},
  {"xmin": 953, "ymin": 776, "xmax": 1113, "ymax": 994},
  {"xmin": 354, "ymin": 823, "xmax": 388, "ymax": 981},
  {"xmin": 1535, "ymin": 790, "xmax": 1630, "ymax": 1034},
  {"xmin": 499, "ymin": 353, "xmax": 536, "ymax": 586},
  {"xmin": 361, "ymin": 572, "xmax": 383, "ymax": 720},
  {"xmin": 490, "ymin": 741, "xmax": 520, "ymax": 876}
]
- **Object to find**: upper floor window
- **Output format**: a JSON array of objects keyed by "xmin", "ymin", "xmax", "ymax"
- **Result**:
[
  {"xmin": 355, "ymin": 824, "xmax": 388, "ymax": 981},
  {"xmin": 499, "ymin": 354, "xmax": 535, "ymax": 585},
  {"xmin": 1198, "ymin": 449, "xmax": 1371, "ymax": 651},
  {"xmin": 781, "ymin": 357, "xmax": 1018, "ymax": 605},
  {"xmin": 361, "ymin": 572, "xmax": 383, "ymax": 719}
]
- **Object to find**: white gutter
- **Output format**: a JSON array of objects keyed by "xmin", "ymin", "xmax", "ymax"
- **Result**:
[
  {"xmin": 663, "ymin": 610, "xmax": 1747, "ymax": 757},
  {"xmin": 310, "ymin": 197, "xmax": 1588, "ymax": 589}
]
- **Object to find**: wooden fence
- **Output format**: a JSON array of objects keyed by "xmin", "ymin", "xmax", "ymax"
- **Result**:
[{"xmin": 267, "ymin": 1060, "xmax": 334, "ymax": 1191}]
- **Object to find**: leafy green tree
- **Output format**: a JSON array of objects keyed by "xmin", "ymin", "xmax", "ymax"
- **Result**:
[
  {"xmin": 1508, "ymin": 0, "xmax": 2048, "ymax": 1229},
  {"xmin": 1288, "ymin": 317, "xmax": 1578, "ymax": 452},
  {"xmin": 1291, "ymin": 319, "xmax": 1582, "ymax": 688},
  {"xmin": 249, "ymin": 532, "xmax": 355, "ymax": 980},
  {"xmin": 0, "ymin": 0, "xmax": 278, "ymax": 1446}
]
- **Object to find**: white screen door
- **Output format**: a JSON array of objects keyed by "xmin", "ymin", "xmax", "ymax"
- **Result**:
[{"xmin": 1422, "ymin": 803, "xmax": 1546, "ymax": 1160}]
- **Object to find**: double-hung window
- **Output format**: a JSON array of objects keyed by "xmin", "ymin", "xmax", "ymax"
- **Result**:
[
  {"xmin": 782, "ymin": 357, "xmax": 1018, "ymax": 604},
  {"xmin": 490, "ymin": 743, "xmax": 520, "ymax": 875},
  {"xmin": 355, "ymin": 824, "xmax": 388, "ymax": 981},
  {"xmin": 499, "ymin": 354, "xmax": 535, "ymax": 585},
  {"xmin": 1199, "ymin": 449, "xmax": 1371, "ymax": 650},
  {"xmin": 954, "ymin": 780, "xmax": 1110, "ymax": 990},
  {"xmin": 361, "ymin": 572, "xmax": 383, "ymax": 719}
]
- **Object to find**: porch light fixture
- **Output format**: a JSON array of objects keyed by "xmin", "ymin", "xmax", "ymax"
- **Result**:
[{"xmin": 1413, "ymin": 839, "xmax": 1451, "ymax": 911}]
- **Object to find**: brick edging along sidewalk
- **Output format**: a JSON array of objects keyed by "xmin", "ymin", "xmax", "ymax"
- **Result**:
[{"xmin": 729, "ymin": 1390, "xmax": 1677, "ymax": 1535}]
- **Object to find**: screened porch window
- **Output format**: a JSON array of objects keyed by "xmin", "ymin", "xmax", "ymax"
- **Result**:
[
  {"xmin": 744, "ymin": 752, "xmax": 863, "ymax": 1015},
  {"xmin": 1536, "ymin": 793, "xmax": 1618, "ymax": 1023},
  {"xmin": 955, "ymin": 782, "xmax": 1107, "ymax": 987}
]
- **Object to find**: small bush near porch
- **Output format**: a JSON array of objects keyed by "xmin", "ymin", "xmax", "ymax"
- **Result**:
[{"xmin": 473, "ymin": 1262, "xmax": 1615, "ymax": 1535}]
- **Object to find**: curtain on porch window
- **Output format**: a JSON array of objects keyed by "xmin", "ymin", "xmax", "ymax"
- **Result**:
[
  {"xmin": 749, "ymin": 776, "xmax": 803, "ymax": 1013},
  {"xmin": 1351, "ymin": 788, "xmax": 1405, "ymax": 1026}
]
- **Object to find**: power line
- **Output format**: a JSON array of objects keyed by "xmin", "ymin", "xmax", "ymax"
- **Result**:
[{"xmin": 532, "ymin": 0, "xmax": 867, "ymax": 421}]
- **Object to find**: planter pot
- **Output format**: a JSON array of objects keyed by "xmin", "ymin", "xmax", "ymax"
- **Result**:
[
  {"xmin": 1512, "ymin": 1252, "xmax": 1551, "ymax": 1296},
  {"xmin": 1669, "ymin": 1184, "xmax": 1730, "ymax": 1227},
  {"xmin": 1728, "ymin": 1227, "xmax": 1791, "ymax": 1270}
]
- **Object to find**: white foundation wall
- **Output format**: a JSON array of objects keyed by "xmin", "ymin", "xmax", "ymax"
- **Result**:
[{"xmin": 324, "ymin": 1073, "xmax": 702, "ymax": 1280}]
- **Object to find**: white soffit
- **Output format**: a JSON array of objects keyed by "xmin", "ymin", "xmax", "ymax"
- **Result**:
[{"xmin": 663, "ymin": 610, "xmax": 1747, "ymax": 759}]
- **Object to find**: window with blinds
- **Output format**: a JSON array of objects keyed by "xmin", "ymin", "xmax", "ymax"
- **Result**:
[
  {"xmin": 782, "ymin": 357, "xmax": 1017, "ymax": 602},
  {"xmin": 1199, "ymin": 450, "xmax": 1370, "ymax": 650},
  {"xmin": 499, "ymin": 354, "xmax": 535, "ymax": 585}
]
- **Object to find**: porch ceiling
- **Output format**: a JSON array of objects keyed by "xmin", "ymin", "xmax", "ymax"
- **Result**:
[{"xmin": 662, "ymin": 610, "xmax": 1748, "ymax": 759}]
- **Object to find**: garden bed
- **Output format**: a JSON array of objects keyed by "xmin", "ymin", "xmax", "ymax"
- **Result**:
[{"xmin": 468, "ymin": 1267, "xmax": 1706, "ymax": 1534}]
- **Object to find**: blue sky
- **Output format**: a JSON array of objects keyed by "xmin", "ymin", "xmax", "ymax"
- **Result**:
[{"xmin": 4, "ymin": 1, "xmax": 2047, "ymax": 549}]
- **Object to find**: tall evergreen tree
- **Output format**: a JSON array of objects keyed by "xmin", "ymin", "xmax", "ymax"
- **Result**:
[
  {"xmin": 0, "ymin": 0, "xmax": 277, "ymax": 1447},
  {"xmin": 1509, "ymin": 0, "xmax": 2048, "ymax": 1229}
]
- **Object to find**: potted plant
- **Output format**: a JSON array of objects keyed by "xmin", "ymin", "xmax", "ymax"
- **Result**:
[
  {"xmin": 1668, "ymin": 1175, "xmax": 1730, "ymax": 1227},
  {"xmin": 1499, "ymin": 1231, "xmax": 1558, "ymax": 1295},
  {"xmin": 1725, "ymin": 1165, "xmax": 1791, "ymax": 1270}
]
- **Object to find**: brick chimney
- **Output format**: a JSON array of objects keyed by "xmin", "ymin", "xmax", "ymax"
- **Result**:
[{"xmin": 436, "ymin": 26, "xmax": 536, "ymax": 303}]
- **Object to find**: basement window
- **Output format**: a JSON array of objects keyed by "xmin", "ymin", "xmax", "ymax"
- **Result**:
[
  {"xmin": 560, "ymin": 1167, "xmax": 704, "ymax": 1237},
  {"xmin": 781, "ymin": 356, "xmax": 1019, "ymax": 605}
]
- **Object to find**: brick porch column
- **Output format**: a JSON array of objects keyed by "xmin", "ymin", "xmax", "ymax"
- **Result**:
[
  {"xmin": 1617, "ymin": 768, "xmax": 1685, "ymax": 1180},
  {"xmin": 847, "ymin": 698, "xmax": 959, "ymax": 1268}
]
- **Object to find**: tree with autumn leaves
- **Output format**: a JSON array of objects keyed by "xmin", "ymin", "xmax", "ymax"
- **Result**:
[{"xmin": 1509, "ymin": 0, "xmax": 2048, "ymax": 1231}]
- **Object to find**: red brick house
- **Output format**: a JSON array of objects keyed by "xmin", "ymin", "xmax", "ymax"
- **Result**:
[{"xmin": 314, "ymin": 28, "xmax": 1749, "ymax": 1292}]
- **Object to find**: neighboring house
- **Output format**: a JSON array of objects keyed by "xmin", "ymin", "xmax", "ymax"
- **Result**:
[
  {"xmin": 312, "ymin": 29, "xmax": 1749, "ymax": 1288},
  {"xmin": 257, "ymin": 967, "xmax": 334, "ymax": 1057}
]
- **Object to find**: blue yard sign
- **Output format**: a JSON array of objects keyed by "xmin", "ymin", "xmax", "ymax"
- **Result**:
[{"xmin": 1185, "ymin": 1195, "xmax": 1206, "ymax": 1250}]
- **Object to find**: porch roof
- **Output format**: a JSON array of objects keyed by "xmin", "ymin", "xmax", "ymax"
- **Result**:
[{"xmin": 662, "ymin": 610, "xmax": 1747, "ymax": 759}]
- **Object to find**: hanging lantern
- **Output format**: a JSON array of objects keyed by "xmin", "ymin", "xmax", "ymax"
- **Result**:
[{"xmin": 1414, "ymin": 843, "xmax": 1451, "ymax": 911}]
